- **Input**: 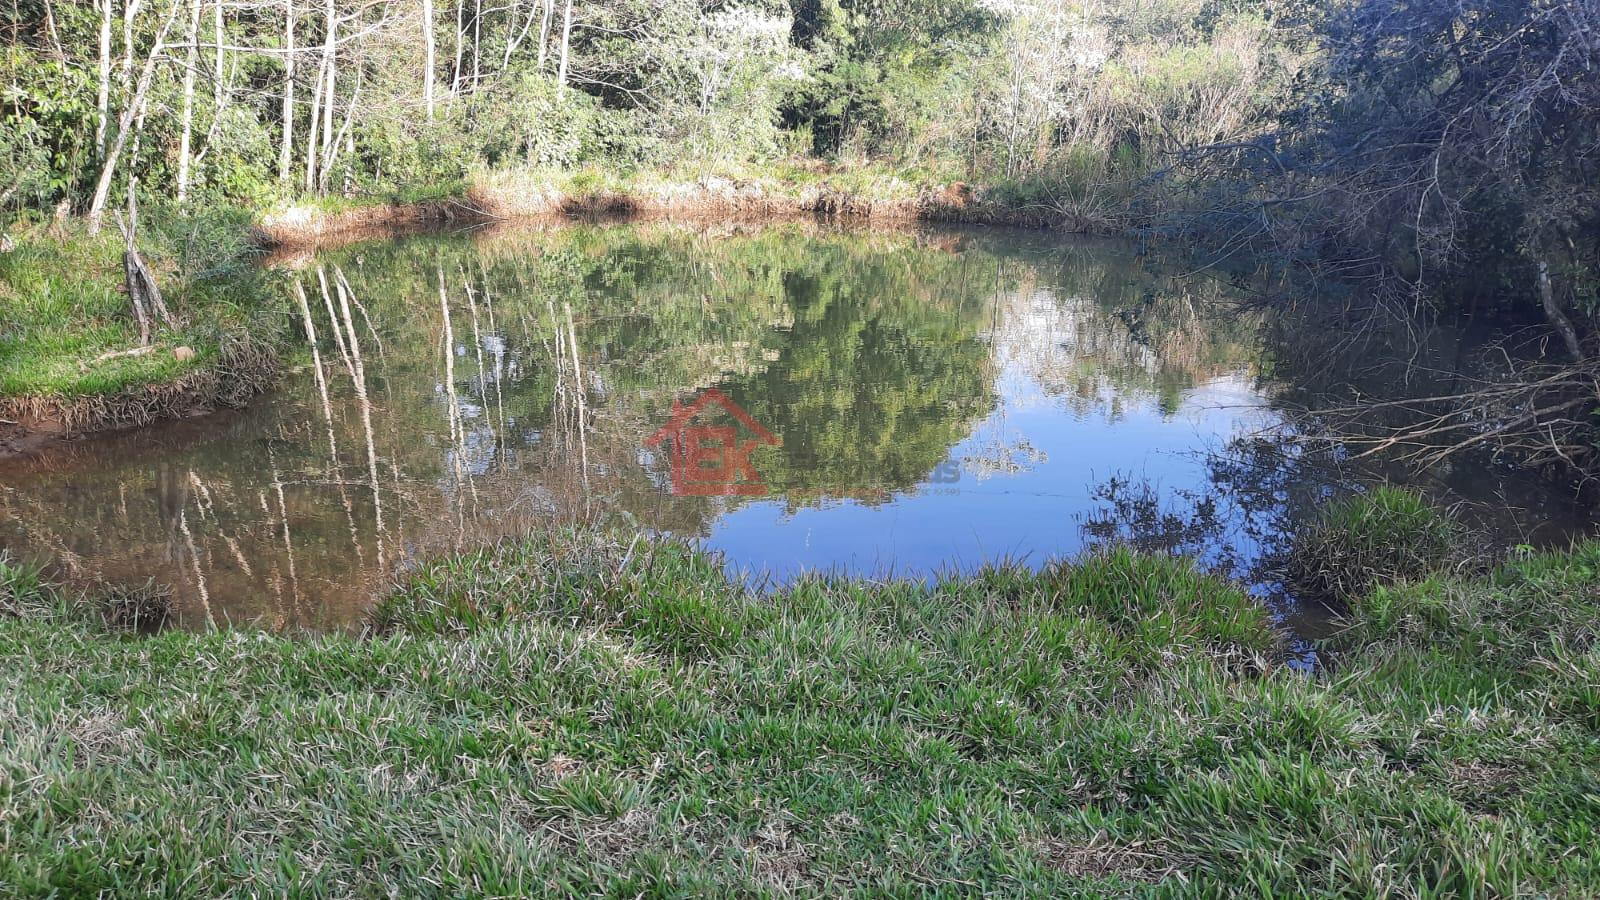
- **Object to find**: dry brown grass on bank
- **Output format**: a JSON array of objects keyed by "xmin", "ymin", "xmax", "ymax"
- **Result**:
[{"xmin": 252, "ymin": 172, "xmax": 1084, "ymax": 250}]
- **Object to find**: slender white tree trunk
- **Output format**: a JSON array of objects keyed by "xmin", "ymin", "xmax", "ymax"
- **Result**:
[
  {"xmin": 175, "ymin": 0, "xmax": 201, "ymax": 201},
  {"xmin": 451, "ymin": 0, "xmax": 464, "ymax": 94},
  {"xmin": 212, "ymin": 0, "xmax": 224, "ymax": 107},
  {"xmin": 122, "ymin": 0, "xmax": 140, "ymax": 83},
  {"xmin": 502, "ymin": 0, "xmax": 524, "ymax": 68},
  {"xmin": 536, "ymin": 0, "xmax": 551, "ymax": 70},
  {"xmin": 340, "ymin": 86, "xmax": 358, "ymax": 195},
  {"xmin": 318, "ymin": 0, "xmax": 337, "ymax": 192},
  {"xmin": 88, "ymin": 0, "xmax": 182, "ymax": 233},
  {"xmin": 303, "ymin": 42, "xmax": 323, "ymax": 190},
  {"xmin": 556, "ymin": 0, "xmax": 573, "ymax": 92},
  {"xmin": 470, "ymin": 0, "xmax": 481, "ymax": 90},
  {"xmin": 96, "ymin": 0, "xmax": 113, "ymax": 158},
  {"xmin": 325, "ymin": 66, "xmax": 360, "ymax": 191},
  {"xmin": 422, "ymin": 0, "xmax": 435, "ymax": 118},
  {"xmin": 279, "ymin": 0, "xmax": 295, "ymax": 182},
  {"xmin": 40, "ymin": 0, "xmax": 66, "ymax": 59}
]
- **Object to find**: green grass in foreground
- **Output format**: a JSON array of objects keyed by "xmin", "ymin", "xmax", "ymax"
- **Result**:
[
  {"xmin": 1, "ymin": 532, "xmax": 1598, "ymax": 896},
  {"xmin": 0, "ymin": 216, "xmax": 274, "ymax": 400}
]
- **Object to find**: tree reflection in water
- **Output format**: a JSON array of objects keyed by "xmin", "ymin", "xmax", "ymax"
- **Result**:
[{"xmin": 0, "ymin": 222, "xmax": 1591, "ymax": 632}]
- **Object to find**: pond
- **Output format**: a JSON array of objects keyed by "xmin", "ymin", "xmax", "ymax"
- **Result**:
[{"xmin": 1, "ymin": 221, "xmax": 1591, "ymax": 646}]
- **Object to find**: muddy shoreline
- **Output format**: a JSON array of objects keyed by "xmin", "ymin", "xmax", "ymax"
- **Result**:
[
  {"xmin": 250, "ymin": 178, "xmax": 1086, "ymax": 250},
  {"xmin": 0, "ymin": 336, "xmax": 281, "ymax": 461}
]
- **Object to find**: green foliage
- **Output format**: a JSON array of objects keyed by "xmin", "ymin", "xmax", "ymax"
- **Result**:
[
  {"xmin": 0, "ymin": 40, "xmax": 97, "ymax": 210},
  {"xmin": 0, "ymin": 0, "xmax": 1289, "ymax": 221},
  {"xmin": 192, "ymin": 106, "xmax": 279, "ymax": 206},
  {"xmin": 465, "ymin": 72, "xmax": 618, "ymax": 169},
  {"xmin": 0, "ymin": 115, "xmax": 54, "ymax": 217},
  {"xmin": 786, "ymin": 0, "xmax": 999, "ymax": 158}
]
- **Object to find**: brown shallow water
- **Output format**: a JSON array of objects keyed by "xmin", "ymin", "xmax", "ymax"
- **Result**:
[{"xmin": 2, "ymin": 221, "xmax": 1593, "ymax": 648}]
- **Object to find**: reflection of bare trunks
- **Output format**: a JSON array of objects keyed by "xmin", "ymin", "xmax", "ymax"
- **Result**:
[
  {"xmin": 544, "ymin": 298, "xmax": 593, "ymax": 520},
  {"xmin": 176, "ymin": 507, "xmax": 213, "ymax": 628},
  {"xmin": 566, "ymin": 302, "xmax": 591, "ymax": 501},
  {"xmin": 269, "ymin": 455, "xmax": 300, "ymax": 625},
  {"xmin": 464, "ymin": 275, "xmax": 489, "ymax": 433},
  {"xmin": 439, "ymin": 266, "xmax": 471, "ymax": 545},
  {"xmin": 294, "ymin": 278, "xmax": 363, "ymax": 563},
  {"xmin": 318, "ymin": 267, "xmax": 356, "ymax": 381},
  {"xmin": 335, "ymin": 266, "xmax": 385, "ymax": 360},
  {"xmin": 155, "ymin": 463, "xmax": 191, "ymax": 565},
  {"xmin": 482, "ymin": 278, "xmax": 510, "ymax": 455},
  {"xmin": 333, "ymin": 265, "xmax": 387, "ymax": 570}
]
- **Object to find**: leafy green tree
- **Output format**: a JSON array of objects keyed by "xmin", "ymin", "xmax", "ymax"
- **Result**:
[{"xmin": 784, "ymin": 0, "xmax": 997, "ymax": 156}]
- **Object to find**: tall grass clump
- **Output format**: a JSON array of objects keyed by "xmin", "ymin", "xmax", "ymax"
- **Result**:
[
  {"xmin": 1285, "ymin": 487, "xmax": 1465, "ymax": 605},
  {"xmin": 0, "ymin": 554, "xmax": 55, "ymax": 619}
]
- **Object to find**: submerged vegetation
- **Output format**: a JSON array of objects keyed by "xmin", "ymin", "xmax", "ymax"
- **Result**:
[{"xmin": 3, "ymin": 524, "xmax": 1598, "ymax": 894}]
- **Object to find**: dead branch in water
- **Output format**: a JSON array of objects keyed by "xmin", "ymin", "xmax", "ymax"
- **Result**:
[{"xmin": 1294, "ymin": 359, "xmax": 1600, "ymax": 480}]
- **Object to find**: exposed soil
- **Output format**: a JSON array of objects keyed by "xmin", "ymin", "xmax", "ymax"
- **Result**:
[
  {"xmin": 0, "ymin": 419, "xmax": 66, "ymax": 459},
  {"xmin": 251, "ymin": 178, "xmax": 1080, "ymax": 252},
  {"xmin": 249, "ymin": 197, "xmax": 494, "ymax": 247}
]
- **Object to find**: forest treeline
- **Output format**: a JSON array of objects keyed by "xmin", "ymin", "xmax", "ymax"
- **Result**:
[
  {"xmin": 2, "ymin": 0, "xmax": 1598, "ymax": 465},
  {"xmin": 4, "ymin": 0, "xmax": 1289, "ymax": 214}
]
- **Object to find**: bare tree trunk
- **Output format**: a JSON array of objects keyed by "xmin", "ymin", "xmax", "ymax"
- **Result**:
[
  {"xmin": 40, "ymin": 0, "xmax": 66, "ymax": 60},
  {"xmin": 556, "ymin": 0, "xmax": 572, "ymax": 92},
  {"xmin": 470, "ymin": 0, "xmax": 481, "ymax": 90},
  {"xmin": 303, "ymin": 28, "xmax": 324, "ymax": 190},
  {"xmin": 536, "ymin": 0, "xmax": 551, "ymax": 70},
  {"xmin": 191, "ymin": 0, "xmax": 229, "ymax": 169},
  {"xmin": 96, "ymin": 0, "xmax": 113, "ymax": 158},
  {"xmin": 212, "ymin": 0, "xmax": 223, "ymax": 107},
  {"xmin": 317, "ymin": 0, "xmax": 337, "ymax": 192},
  {"xmin": 326, "ymin": 68, "xmax": 361, "ymax": 193},
  {"xmin": 87, "ymin": 0, "xmax": 182, "ymax": 234},
  {"xmin": 279, "ymin": 0, "xmax": 295, "ymax": 182},
  {"xmin": 115, "ymin": 187, "xmax": 174, "ymax": 344},
  {"xmin": 121, "ymin": 220, "xmax": 152, "ymax": 346},
  {"xmin": 421, "ymin": 0, "xmax": 435, "ymax": 118},
  {"xmin": 451, "ymin": 0, "xmax": 464, "ymax": 94},
  {"xmin": 122, "ymin": 0, "xmax": 139, "ymax": 83},
  {"xmin": 503, "ymin": 0, "xmax": 528, "ymax": 68},
  {"xmin": 1539, "ymin": 259, "xmax": 1587, "ymax": 363},
  {"xmin": 343, "ymin": 110, "xmax": 356, "ymax": 195},
  {"xmin": 175, "ymin": 0, "xmax": 201, "ymax": 202},
  {"xmin": 318, "ymin": 58, "xmax": 336, "ymax": 193}
]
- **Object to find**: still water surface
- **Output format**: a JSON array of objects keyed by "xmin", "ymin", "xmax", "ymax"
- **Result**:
[{"xmin": 1, "ymin": 222, "xmax": 1590, "ymax": 635}]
